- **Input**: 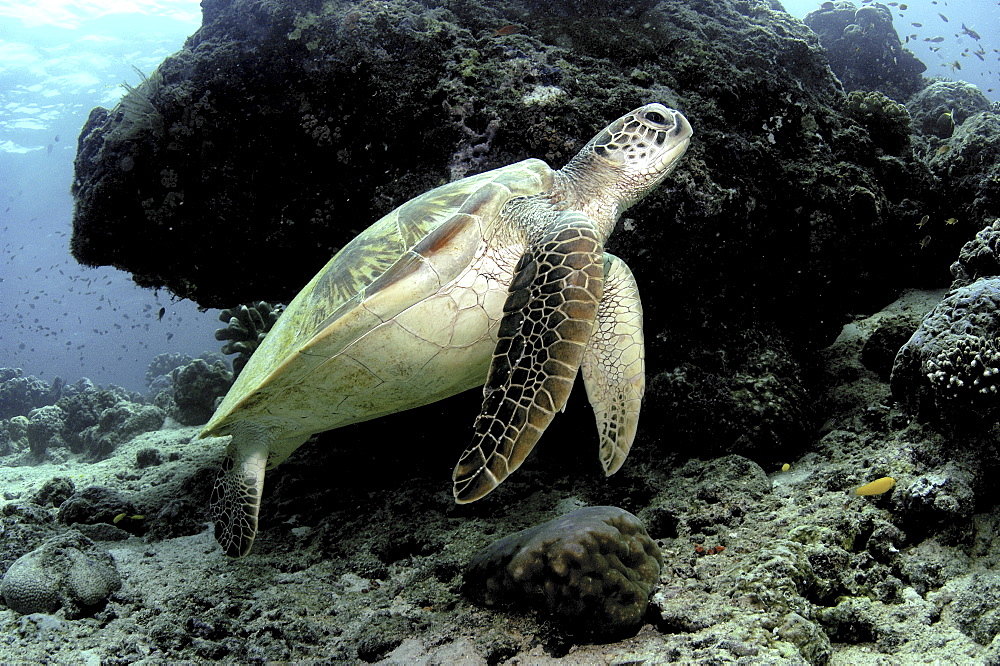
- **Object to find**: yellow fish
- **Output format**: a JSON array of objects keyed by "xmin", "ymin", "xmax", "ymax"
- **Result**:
[{"xmin": 856, "ymin": 477, "xmax": 896, "ymax": 496}]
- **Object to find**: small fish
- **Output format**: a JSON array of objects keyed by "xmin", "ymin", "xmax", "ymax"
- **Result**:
[
  {"xmin": 899, "ymin": 3, "xmax": 907, "ymax": 8},
  {"xmin": 157, "ymin": 306, "xmax": 165, "ymax": 320},
  {"xmin": 492, "ymin": 24, "xmax": 519, "ymax": 37},
  {"xmin": 113, "ymin": 512, "xmax": 126, "ymax": 524},
  {"xmin": 950, "ymin": 61, "xmax": 962, "ymax": 71},
  {"xmin": 937, "ymin": 145, "xmax": 951, "ymax": 155},
  {"xmin": 919, "ymin": 235, "xmax": 932, "ymax": 249},
  {"xmin": 945, "ymin": 217, "xmax": 958, "ymax": 225},
  {"xmin": 917, "ymin": 214, "xmax": 930, "ymax": 227},
  {"xmin": 856, "ymin": 477, "xmax": 896, "ymax": 496},
  {"xmin": 928, "ymin": 36, "xmax": 945, "ymax": 42},
  {"xmin": 938, "ymin": 13, "xmax": 948, "ymax": 22},
  {"xmin": 960, "ymin": 23, "xmax": 981, "ymax": 40},
  {"xmin": 911, "ymin": 22, "xmax": 922, "ymax": 27}
]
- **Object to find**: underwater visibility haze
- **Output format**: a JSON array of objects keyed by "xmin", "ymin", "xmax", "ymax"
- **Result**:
[{"xmin": 1, "ymin": 0, "xmax": 1000, "ymax": 663}]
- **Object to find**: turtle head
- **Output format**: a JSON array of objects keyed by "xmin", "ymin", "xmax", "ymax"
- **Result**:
[{"xmin": 564, "ymin": 103, "xmax": 692, "ymax": 219}]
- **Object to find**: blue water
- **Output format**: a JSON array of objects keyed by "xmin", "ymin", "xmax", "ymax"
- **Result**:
[
  {"xmin": 0, "ymin": 0, "xmax": 213, "ymax": 392},
  {"xmin": 0, "ymin": 0, "xmax": 997, "ymax": 394},
  {"xmin": 782, "ymin": 0, "xmax": 1000, "ymax": 101}
]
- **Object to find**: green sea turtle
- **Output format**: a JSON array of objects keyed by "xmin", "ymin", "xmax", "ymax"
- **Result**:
[{"xmin": 201, "ymin": 103, "xmax": 693, "ymax": 557}]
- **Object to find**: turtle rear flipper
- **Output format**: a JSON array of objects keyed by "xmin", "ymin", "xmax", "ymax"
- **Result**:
[
  {"xmin": 210, "ymin": 422, "xmax": 274, "ymax": 557},
  {"xmin": 453, "ymin": 210, "xmax": 604, "ymax": 502},
  {"xmin": 582, "ymin": 253, "xmax": 645, "ymax": 475}
]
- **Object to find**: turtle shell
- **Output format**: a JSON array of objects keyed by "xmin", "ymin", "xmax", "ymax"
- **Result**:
[{"xmin": 201, "ymin": 158, "xmax": 553, "ymax": 441}]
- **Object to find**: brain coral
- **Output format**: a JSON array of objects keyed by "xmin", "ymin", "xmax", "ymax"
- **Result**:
[
  {"xmin": 463, "ymin": 505, "xmax": 661, "ymax": 636},
  {"xmin": 0, "ymin": 531, "xmax": 121, "ymax": 618}
]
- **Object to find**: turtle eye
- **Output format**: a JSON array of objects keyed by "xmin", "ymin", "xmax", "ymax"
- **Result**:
[{"xmin": 644, "ymin": 111, "xmax": 666, "ymax": 124}]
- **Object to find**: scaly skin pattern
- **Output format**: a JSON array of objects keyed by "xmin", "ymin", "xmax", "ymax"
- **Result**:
[{"xmin": 202, "ymin": 104, "xmax": 692, "ymax": 556}]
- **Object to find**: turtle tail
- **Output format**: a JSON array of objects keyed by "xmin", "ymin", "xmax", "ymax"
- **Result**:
[{"xmin": 209, "ymin": 422, "xmax": 271, "ymax": 557}]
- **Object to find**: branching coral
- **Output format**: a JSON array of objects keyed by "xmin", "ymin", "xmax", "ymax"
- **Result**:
[{"xmin": 215, "ymin": 302, "xmax": 283, "ymax": 377}]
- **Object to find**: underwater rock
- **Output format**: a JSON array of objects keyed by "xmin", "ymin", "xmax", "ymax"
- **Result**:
[
  {"xmin": 923, "ymin": 111, "xmax": 1000, "ymax": 224},
  {"xmin": 26, "ymin": 405, "xmax": 68, "ymax": 459},
  {"xmin": 932, "ymin": 570, "xmax": 1000, "ymax": 646},
  {"xmin": 68, "ymin": 0, "xmax": 915, "ymax": 363},
  {"xmin": 0, "ymin": 369, "xmax": 60, "ymax": 420},
  {"xmin": 896, "ymin": 464, "xmax": 975, "ymax": 542},
  {"xmin": 645, "ymin": 331, "xmax": 813, "ymax": 461},
  {"xmin": 29, "ymin": 477, "xmax": 76, "ymax": 509},
  {"xmin": 78, "ymin": 403, "xmax": 165, "ymax": 460},
  {"xmin": 0, "ymin": 532, "xmax": 121, "ymax": 618},
  {"xmin": 464, "ymin": 505, "xmax": 661, "ymax": 637},
  {"xmin": 861, "ymin": 315, "xmax": 918, "ymax": 381},
  {"xmin": 906, "ymin": 80, "xmax": 993, "ymax": 139},
  {"xmin": 145, "ymin": 351, "xmax": 193, "ymax": 389},
  {"xmin": 803, "ymin": 0, "xmax": 925, "ymax": 101},
  {"xmin": 891, "ymin": 277, "xmax": 1000, "ymax": 425},
  {"xmin": 57, "ymin": 485, "xmax": 143, "ymax": 535},
  {"xmin": 169, "ymin": 358, "xmax": 232, "ymax": 425},
  {"xmin": 844, "ymin": 90, "xmax": 911, "ymax": 155},
  {"xmin": 951, "ymin": 219, "xmax": 1000, "ymax": 287}
]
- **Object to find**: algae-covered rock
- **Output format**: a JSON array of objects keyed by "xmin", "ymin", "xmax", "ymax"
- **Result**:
[
  {"xmin": 803, "ymin": 1, "xmax": 925, "ymax": 100},
  {"xmin": 891, "ymin": 277, "xmax": 1000, "ymax": 424},
  {"xmin": 26, "ymin": 405, "xmax": 67, "ymax": 458},
  {"xmin": 78, "ymin": 402, "xmax": 165, "ymax": 459},
  {"xmin": 169, "ymin": 358, "xmax": 232, "ymax": 425},
  {"xmin": 0, "ymin": 369, "xmax": 60, "ymax": 420},
  {"xmin": 906, "ymin": 80, "xmax": 993, "ymax": 139},
  {"xmin": 69, "ymin": 0, "xmax": 920, "ymax": 368},
  {"xmin": 951, "ymin": 219, "xmax": 1000, "ymax": 287},
  {"xmin": 145, "ymin": 352, "xmax": 193, "ymax": 390},
  {"xmin": 845, "ymin": 90, "xmax": 911, "ymax": 155},
  {"xmin": 464, "ymin": 505, "xmax": 661, "ymax": 637},
  {"xmin": 0, "ymin": 532, "xmax": 121, "ymax": 618}
]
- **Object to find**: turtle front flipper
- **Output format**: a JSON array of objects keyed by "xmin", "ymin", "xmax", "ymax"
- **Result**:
[
  {"xmin": 210, "ymin": 421, "xmax": 273, "ymax": 557},
  {"xmin": 453, "ymin": 211, "xmax": 604, "ymax": 502},
  {"xmin": 582, "ymin": 253, "xmax": 645, "ymax": 476}
]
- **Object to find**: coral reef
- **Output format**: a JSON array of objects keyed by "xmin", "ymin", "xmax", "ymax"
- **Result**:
[
  {"xmin": 803, "ymin": 1, "xmax": 925, "ymax": 100},
  {"xmin": 215, "ymin": 302, "xmax": 283, "ymax": 378},
  {"xmin": 906, "ymin": 80, "xmax": 994, "ymax": 139},
  {"xmin": 145, "ymin": 351, "xmax": 193, "ymax": 390},
  {"xmin": 845, "ymin": 90, "xmax": 912, "ymax": 155},
  {"xmin": 69, "ymin": 0, "xmax": 927, "ymax": 366},
  {"xmin": 0, "ymin": 368, "xmax": 61, "ymax": 419},
  {"xmin": 52, "ymin": 386, "xmax": 161, "ymax": 459},
  {"xmin": 891, "ymin": 277, "xmax": 1000, "ymax": 425},
  {"xmin": 26, "ymin": 405, "xmax": 67, "ymax": 459},
  {"xmin": 464, "ymin": 506, "xmax": 661, "ymax": 636},
  {"xmin": 78, "ymin": 403, "xmax": 165, "ymax": 459},
  {"xmin": 0, "ymin": 531, "xmax": 121, "ymax": 618},
  {"xmin": 22, "ymin": 0, "xmax": 1000, "ymax": 661},
  {"xmin": 169, "ymin": 358, "xmax": 232, "ymax": 425},
  {"xmin": 951, "ymin": 218, "xmax": 1000, "ymax": 287},
  {"xmin": 645, "ymin": 329, "xmax": 814, "ymax": 461}
]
